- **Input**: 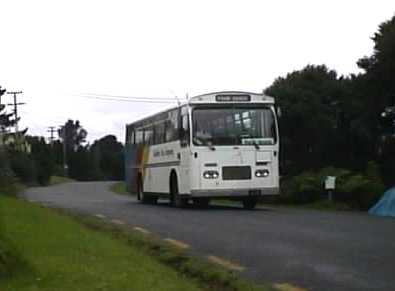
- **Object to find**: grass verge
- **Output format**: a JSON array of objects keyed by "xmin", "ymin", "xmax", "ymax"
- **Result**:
[
  {"xmin": 65, "ymin": 211, "xmax": 270, "ymax": 291},
  {"xmin": 0, "ymin": 195, "xmax": 203, "ymax": 291},
  {"xmin": 0, "ymin": 195, "xmax": 269, "ymax": 291},
  {"xmin": 49, "ymin": 175, "xmax": 75, "ymax": 186},
  {"xmin": 109, "ymin": 181, "xmax": 131, "ymax": 196}
]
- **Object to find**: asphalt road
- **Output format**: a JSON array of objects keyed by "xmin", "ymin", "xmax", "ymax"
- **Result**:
[{"xmin": 23, "ymin": 182, "xmax": 395, "ymax": 291}]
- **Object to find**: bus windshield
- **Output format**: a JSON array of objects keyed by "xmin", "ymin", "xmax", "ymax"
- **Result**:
[{"xmin": 192, "ymin": 106, "xmax": 277, "ymax": 146}]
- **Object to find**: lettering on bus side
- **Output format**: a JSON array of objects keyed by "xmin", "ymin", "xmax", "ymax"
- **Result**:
[{"xmin": 153, "ymin": 149, "xmax": 175, "ymax": 157}]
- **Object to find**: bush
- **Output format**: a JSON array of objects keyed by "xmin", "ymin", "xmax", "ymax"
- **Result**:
[
  {"xmin": 0, "ymin": 151, "xmax": 19, "ymax": 196},
  {"xmin": 281, "ymin": 164, "xmax": 385, "ymax": 210},
  {"xmin": 26, "ymin": 136, "xmax": 55, "ymax": 186},
  {"xmin": 8, "ymin": 150, "xmax": 37, "ymax": 186}
]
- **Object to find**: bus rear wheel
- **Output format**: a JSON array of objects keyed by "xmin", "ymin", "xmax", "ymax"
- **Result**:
[
  {"xmin": 138, "ymin": 176, "xmax": 154, "ymax": 204},
  {"xmin": 242, "ymin": 197, "xmax": 257, "ymax": 210},
  {"xmin": 170, "ymin": 174, "xmax": 187, "ymax": 208}
]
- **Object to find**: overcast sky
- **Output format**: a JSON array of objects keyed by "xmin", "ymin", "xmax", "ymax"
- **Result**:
[{"xmin": 1, "ymin": 0, "xmax": 395, "ymax": 143}]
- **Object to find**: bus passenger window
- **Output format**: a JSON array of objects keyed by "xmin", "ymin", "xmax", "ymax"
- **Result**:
[
  {"xmin": 135, "ymin": 128, "xmax": 144, "ymax": 145},
  {"xmin": 154, "ymin": 123, "xmax": 165, "ymax": 144},
  {"xmin": 130, "ymin": 130, "xmax": 135, "ymax": 144},
  {"xmin": 144, "ymin": 127, "xmax": 154, "ymax": 145}
]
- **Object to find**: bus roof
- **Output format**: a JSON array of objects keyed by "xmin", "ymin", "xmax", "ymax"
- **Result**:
[
  {"xmin": 188, "ymin": 91, "xmax": 275, "ymax": 104},
  {"xmin": 126, "ymin": 91, "xmax": 275, "ymax": 127}
]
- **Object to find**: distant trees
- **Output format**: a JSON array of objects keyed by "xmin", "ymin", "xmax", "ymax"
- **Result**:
[
  {"xmin": 91, "ymin": 135, "xmax": 124, "ymax": 180},
  {"xmin": 25, "ymin": 136, "xmax": 55, "ymax": 185},
  {"xmin": 56, "ymin": 120, "xmax": 124, "ymax": 181},
  {"xmin": 1, "ymin": 86, "xmax": 55, "ymax": 188},
  {"xmin": 59, "ymin": 119, "xmax": 87, "ymax": 153}
]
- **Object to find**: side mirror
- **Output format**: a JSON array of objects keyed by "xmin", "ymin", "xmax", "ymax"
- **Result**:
[
  {"xmin": 179, "ymin": 128, "xmax": 188, "ymax": 147},
  {"xmin": 277, "ymin": 107, "xmax": 282, "ymax": 118}
]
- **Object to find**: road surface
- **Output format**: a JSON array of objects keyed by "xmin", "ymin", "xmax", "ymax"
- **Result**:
[{"xmin": 22, "ymin": 182, "xmax": 395, "ymax": 291}]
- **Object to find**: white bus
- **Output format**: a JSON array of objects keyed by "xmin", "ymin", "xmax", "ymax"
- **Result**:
[{"xmin": 125, "ymin": 91, "xmax": 279, "ymax": 209}]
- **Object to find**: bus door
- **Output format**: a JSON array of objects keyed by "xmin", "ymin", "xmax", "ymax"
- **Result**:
[{"xmin": 178, "ymin": 107, "xmax": 191, "ymax": 194}]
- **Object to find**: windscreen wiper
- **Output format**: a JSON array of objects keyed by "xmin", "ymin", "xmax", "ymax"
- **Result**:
[
  {"xmin": 252, "ymin": 140, "xmax": 260, "ymax": 150},
  {"xmin": 194, "ymin": 136, "xmax": 216, "ymax": 151}
]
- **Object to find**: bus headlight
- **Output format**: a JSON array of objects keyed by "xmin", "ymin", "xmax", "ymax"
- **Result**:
[
  {"xmin": 203, "ymin": 170, "xmax": 219, "ymax": 179},
  {"xmin": 255, "ymin": 169, "xmax": 269, "ymax": 178}
]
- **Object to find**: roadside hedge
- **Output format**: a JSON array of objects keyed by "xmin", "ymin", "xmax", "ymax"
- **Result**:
[
  {"xmin": 280, "ymin": 162, "xmax": 385, "ymax": 210},
  {"xmin": 0, "ymin": 151, "xmax": 19, "ymax": 196}
]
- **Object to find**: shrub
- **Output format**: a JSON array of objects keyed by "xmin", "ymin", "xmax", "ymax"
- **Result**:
[
  {"xmin": 8, "ymin": 151, "xmax": 37, "ymax": 186},
  {"xmin": 281, "ymin": 165, "xmax": 385, "ymax": 210},
  {"xmin": 0, "ymin": 151, "xmax": 19, "ymax": 196}
]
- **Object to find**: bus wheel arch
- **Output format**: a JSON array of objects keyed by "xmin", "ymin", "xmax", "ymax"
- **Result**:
[{"xmin": 169, "ymin": 170, "xmax": 187, "ymax": 208}]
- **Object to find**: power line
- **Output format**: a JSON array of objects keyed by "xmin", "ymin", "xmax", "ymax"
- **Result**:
[
  {"xmin": 59, "ymin": 125, "xmax": 68, "ymax": 177},
  {"xmin": 6, "ymin": 91, "xmax": 25, "ymax": 133},
  {"xmin": 83, "ymin": 93, "xmax": 185, "ymax": 101},
  {"xmin": 79, "ymin": 95, "xmax": 176, "ymax": 104}
]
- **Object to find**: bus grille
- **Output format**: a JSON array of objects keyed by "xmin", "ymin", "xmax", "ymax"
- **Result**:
[{"xmin": 222, "ymin": 166, "xmax": 251, "ymax": 180}]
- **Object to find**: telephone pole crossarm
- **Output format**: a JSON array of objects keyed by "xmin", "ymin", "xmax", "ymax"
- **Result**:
[{"xmin": 6, "ymin": 91, "xmax": 25, "ymax": 133}]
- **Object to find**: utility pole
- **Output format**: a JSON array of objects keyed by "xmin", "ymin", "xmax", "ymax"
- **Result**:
[
  {"xmin": 6, "ymin": 91, "xmax": 25, "ymax": 133},
  {"xmin": 0, "ymin": 86, "xmax": 6, "ymax": 106},
  {"xmin": 59, "ymin": 125, "xmax": 68, "ymax": 177},
  {"xmin": 47, "ymin": 126, "xmax": 56, "ymax": 145}
]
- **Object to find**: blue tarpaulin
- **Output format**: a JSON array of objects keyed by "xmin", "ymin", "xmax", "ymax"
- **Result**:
[{"xmin": 369, "ymin": 186, "xmax": 395, "ymax": 217}]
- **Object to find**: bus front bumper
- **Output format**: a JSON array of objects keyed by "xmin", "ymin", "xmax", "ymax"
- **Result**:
[{"xmin": 190, "ymin": 187, "xmax": 279, "ymax": 198}]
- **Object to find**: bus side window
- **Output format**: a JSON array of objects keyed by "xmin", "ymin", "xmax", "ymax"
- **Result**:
[
  {"xmin": 135, "ymin": 128, "xmax": 144, "ymax": 145},
  {"xmin": 130, "ymin": 130, "xmax": 135, "ymax": 144},
  {"xmin": 180, "ymin": 114, "xmax": 189, "ymax": 147}
]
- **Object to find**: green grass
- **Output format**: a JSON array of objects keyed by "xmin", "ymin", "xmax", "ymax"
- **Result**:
[
  {"xmin": 0, "ymin": 195, "xmax": 269, "ymax": 291},
  {"xmin": 49, "ymin": 176, "xmax": 75, "ymax": 185},
  {"xmin": 68, "ymin": 211, "xmax": 269, "ymax": 291},
  {"xmin": 0, "ymin": 195, "xmax": 203, "ymax": 291},
  {"xmin": 109, "ymin": 182, "xmax": 131, "ymax": 196}
]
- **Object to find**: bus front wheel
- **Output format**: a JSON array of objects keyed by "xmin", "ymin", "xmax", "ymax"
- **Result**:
[
  {"xmin": 242, "ymin": 197, "xmax": 257, "ymax": 210},
  {"xmin": 170, "ymin": 174, "xmax": 187, "ymax": 208}
]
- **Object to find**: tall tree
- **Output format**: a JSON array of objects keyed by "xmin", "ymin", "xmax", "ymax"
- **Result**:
[
  {"xmin": 0, "ymin": 86, "xmax": 16, "ymax": 134},
  {"xmin": 356, "ymin": 14, "xmax": 395, "ymax": 187},
  {"xmin": 58, "ymin": 119, "xmax": 88, "ymax": 152},
  {"xmin": 357, "ymin": 14, "xmax": 395, "ymax": 110},
  {"xmin": 265, "ymin": 65, "xmax": 353, "ymax": 174},
  {"xmin": 25, "ymin": 136, "xmax": 55, "ymax": 185},
  {"xmin": 58, "ymin": 119, "xmax": 88, "ymax": 178}
]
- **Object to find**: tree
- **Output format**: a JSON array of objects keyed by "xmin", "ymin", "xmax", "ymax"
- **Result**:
[
  {"xmin": 68, "ymin": 145, "xmax": 102, "ymax": 181},
  {"xmin": 357, "ymin": 14, "xmax": 395, "ymax": 110},
  {"xmin": 91, "ymin": 135, "xmax": 124, "ymax": 180},
  {"xmin": 58, "ymin": 119, "xmax": 88, "ymax": 177},
  {"xmin": 356, "ymin": 14, "xmax": 395, "ymax": 187},
  {"xmin": 58, "ymin": 119, "xmax": 88, "ymax": 152},
  {"xmin": 25, "ymin": 136, "xmax": 55, "ymax": 185},
  {"xmin": 265, "ymin": 65, "xmax": 354, "ymax": 174},
  {"xmin": 0, "ymin": 86, "xmax": 15, "ymax": 134}
]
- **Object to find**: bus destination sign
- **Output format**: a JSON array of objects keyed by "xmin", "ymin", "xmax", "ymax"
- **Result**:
[{"xmin": 215, "ymin": 94, "xmax": 251, "ymax": 102}]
